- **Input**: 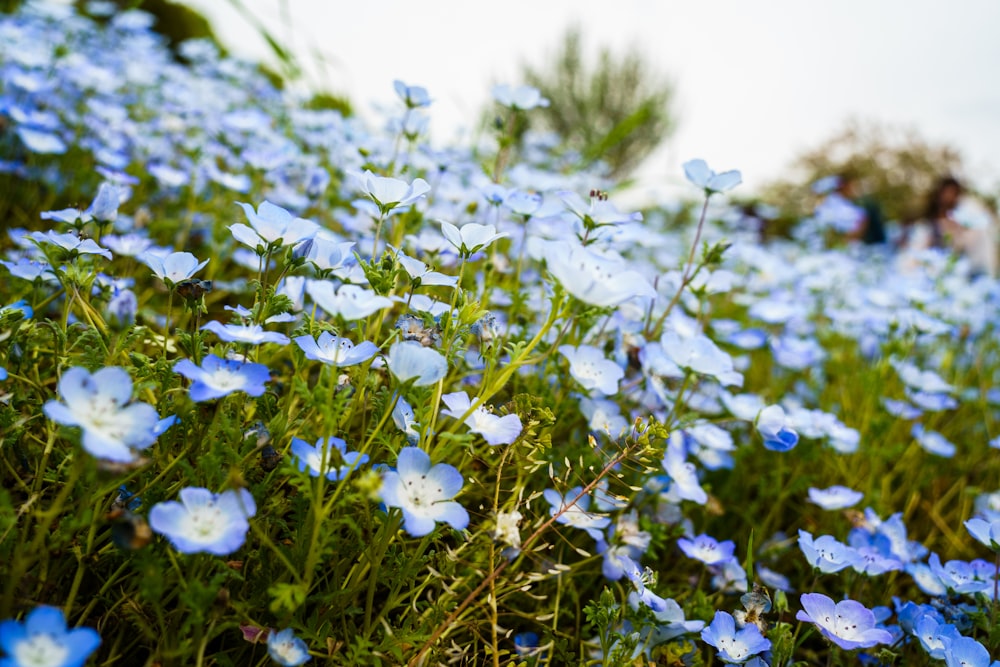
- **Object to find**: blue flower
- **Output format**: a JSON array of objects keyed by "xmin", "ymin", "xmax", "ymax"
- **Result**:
[
  {"xmin": 683, "ymin": 159, "xmax": 742, "ymax": 195},
  {"xmin": 379, "ymin": 447, "xmax": 468, "ymax": 537},
  {"xmin": 148, "ymin": 487, "xmax": 256, "ymax": 556},
  {"xmin": 0, "ymin": 605, "xmax": 101, "ymax": 667},
  {"xmin": 201, "ymin": 321, "xmax": 290, "ymax": 346},
  {"xmin": 543, "ymin": 487, "xmax": 610, "ymax": 541},
  {"xmin": 796, "ymin": 593, "xmax": 893, "ymax": 651},
  {"xmin": 139, "ymin": 251, "xmax": 209, "ymax": 286},
  {"xmin": 700, "ymin": 610, "xmax": 770, "ymax": 663},
  {"xmin": 797, "ymin": 530, "xmax": 860, "ymax": 573},
  {"xmin": 293, "ymin": 332, "xmax": 378, "ymax": 367},
  {"xmin": 492, "ymin": 84, "xmax": 549, "ymax": 110},
  {"xmin": 230, "ymin": 201, "xmax": 319, "ymax": 251},
  {"xmin": 305, "ymin": 282, "xmax": 394, "ymax": 321},
  {"xmin": 965, "ymin": 517, "xmax": 1000, "ymax": 551},
  {"xmin": 440, "ymin": 391, "xmax": 522, "ymax": 446},
  {"xmin": 267, "ymin": 628, "xmax": 311, "ymax": 666},
  {"xmin": 944, "ymin": 636, "xmax": 992, "ymax": 667},
  {"xmin": 43, "ymin": 366, "xmax": 160, "ymax": 463},
  {"xmin": 808, "ymin": 485, "xmax": 863, "ymax": 510},
  {"xmin": 393, "ymin": 80, "xmax": 431, "ymax": 109},
  {"xmin": 558, "ymin": 345, "xmax": 623, "ymax": 396},
  {"xmin": 290, "ymin": 436, "xmax": 368, "ymax": 481},
  {"xmin": 85, "ymin": 182, "xmax": 120, "ymax": 223},
  {"xmin": 755, "ymin": 405, "xmax": 799, "ymax": 452},
  {"xmin": 678, "ymin": 534, "xmax": 736, "ymax": 566},
  {"xmin": 173, "ymin": 355, "xmax": 270, "ymax": 402},
  {"xmin": 357, "ymin": 171, "xmax": 430, "ymax": 216},
  {"xmin": 385, "ymin": 341, "xmax": 448, "ymax": 387}
]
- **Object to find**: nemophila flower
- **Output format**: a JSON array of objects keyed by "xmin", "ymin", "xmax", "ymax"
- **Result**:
[
  {"xmin": 85, "ymin": 181, "xmax": 120, "ymax": 223},
  {"xmin": 891, "ymin": 358, "xmax": 953, "ymax": 394},
  {"xmin": 678, "ymin": 534, "xmax": 736, "ymax": 566},
  {"xmin": 305, "ymin": 281, "xmax": 394, "ymax": 321},
  {"xmin": 540, "ymin": 240, "xmax": 656, "ymax": 307},
  {"xmin": 379, "ymin": 447, "xmax": 468, "ymax": 537},
  {"xmin": 173, "ymin": 355, "xmax": 270, "ymax": 402},
  {"xmin": 17, "ymin": 127, "xmax": 67, "ymax": 154},
  {"xmin": 390, "ymin": 394, "xmax": 421, "ymax": 444},
  {"xmin": 304, "ymin": 234, "xmax": 355, "ymax": 272},
  {"xmin": 291, "ymin": 436, "xmax": 368, "ymax": 481},
  {"xmin": 140, "ymin": 250, "xmax": 209, "ymax": 286},
  {"xmin": 1, "ymin": 258, "xmax": 57, "ymax": 283},
  {"xmin": 558, "ymin": 190, "xmax": 642, "ymax": 227},
  {"xmin": 558, "ymin": 345, "xmax": 623, "ymax": 395},
  {"xmin": 944, "ymin": 636, "xmax": 992, "ymax": 667},
  {"xmin": 266, "ymin": 627, "xmax": 310, "ymax": 665},
  {"xmin": 148, "ymin": 487, "xmax": 256, "ymax": 556},
  {"xmin": 683, "ymin": 158, "xmax": 742, "ymax": 195},
  {"xmin": 700, "ymin": 611, "xmax": 770, "ymax": 664},
  {"xmin": 911, "ymin": 423, "xmax": 956, "ymax": 458},
  {"xmin": 231, "ymin": 201, "xmax": 319, "ymax": 251},
  {"xmin": 544, "ymin": 486, "xmax": 610, "ymax": 541},
  {"xmin": 293, "ymin": 332, "xmax": 378, "ymax": 367},
  {"xmin": 43, "ymin": 366, "xmax": 160, "ymax": 463},
  {"xmin": 913, "ymin": 612, "xmax": 955, "ymax": 657},
  {"xmin": 798, "ymin": 530, "xmax": 860, "ymax": 573},
  {"xmin": 492, "ymin": 84, "xmax": 549, "ymax": 110},
  {"xmin": 770, "ymin": 335, "xmax": 825, "ymax": 370},
  {"xmin": 796, "ymin": 593, "xmax": 893, "ymax": 650},
  {"xmin": 396, "ymin": 252, "xmax": 458, "ymax": 288},
  {"xmin": 809, "ymin": 486, "xmax": 863, "ymax": 510},
  {"xmin": 201, "ymin": 321, "xmax": 290, "ymax": 346},
  {"xmin": 440, "ymin": 391, "xmax": 522, "ymax": 446},
  {"xmin": 386, "ymin": 341, "xmax": 447, "ymax": 386},
  {"xmin": 965, "ymin": 517, "xmax": 1000, "ymax": 551},
  {"xmin": 927, "ymin": 553, "xmax": 993, "ymax": 595},
  {"xmin": 0, "ymin": 605, "xmax": 101, "ymax": 667},
  {"xmin": 439, "ymin": 221, "xmax": 507, "ymax": 256},
  {"xmin": 30, "ymin": 230, "xmax": 112, "ymax": 260},
  {"xmin": 106, "ymin": 288, "xmax": 137, "ymax": 329},
  {"xmin": 882, "ymin": 396, "xmax": 922, "ymax": 419},
  {"xmin": 358, "ymin": 171, "xmax": 430, "ymax": 216},
  {"xmin": 755, "ymin": 404, "xmax": 799, "ymax": 451},
  {"xmin": 393, "ymin": 79, "xmax": 431, "ymax": 108},
  {"xmin": 660, "ymin": 330, "xmax": 743, "ymax": 387},
  {"xmin": 661, "ymin": 432, "xmax": 708, "ymax": 504},
  {"xmin": 504, "ymin": 189, "xmax": 543, "ymax": 217}
]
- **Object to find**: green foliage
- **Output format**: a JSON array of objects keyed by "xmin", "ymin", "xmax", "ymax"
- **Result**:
[{"xmin": 520, "ymin": 26, "xmax": 676, "ymax": 180}]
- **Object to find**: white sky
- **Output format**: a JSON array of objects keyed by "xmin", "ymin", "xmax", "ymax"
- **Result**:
[{"xmin": 185, "ymin": 0, "xmax": 1000, "ymax": 200}]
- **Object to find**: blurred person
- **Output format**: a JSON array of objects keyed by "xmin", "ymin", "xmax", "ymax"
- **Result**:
[
  {"xmin": 905, "ymin": 177, "xmax": 997, "ymax": 276},
  {"xmin": 812, "ymin": 172, "xmax": 886, "ymax": 245}
]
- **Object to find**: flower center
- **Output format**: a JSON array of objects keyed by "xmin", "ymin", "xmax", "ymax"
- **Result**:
[{"xmin": 14, "ymin": 633, "xmax": 70, "ymax": 667}]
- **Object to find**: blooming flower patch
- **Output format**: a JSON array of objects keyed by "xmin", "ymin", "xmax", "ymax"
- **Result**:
[{"xmin": 1, "ymin": 3, "xmax": 999, "ymax": 666}]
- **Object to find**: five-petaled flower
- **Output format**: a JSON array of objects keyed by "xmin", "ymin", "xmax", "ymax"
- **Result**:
[
  {"xmin": 795, "ymin": 592, "xmax": 893, "ymax": 650},
  {"xmin": 149, "ymin": 487, "xmax": 257, "ymax": 556},
  {"xmin": 267, "ymin": 627, "xmax": 311, "ymax": 666},
  {"xmin": 0, "ymin": 605, "xmax": 101, "ymax": 667},
  {"xmin": 173, "ymin": 354, "xmax": 270, "ymax": 402},
  {"xmin": 700, "ymin": 610, "xmax": 771, "ymax": 664},
  {"xmin": 291, "ymin": 436, "xmax": 369, "ymax": 481},
  {"xmin": 43, "ymin": 366, "xmax": 160, "ymax": 463},
  {"xmin": 379, "ymin": 447, "xmax": 469, "ymax": 537}
]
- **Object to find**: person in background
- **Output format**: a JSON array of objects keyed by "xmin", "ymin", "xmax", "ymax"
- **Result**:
[
  {"xmin": 905, "ymin": 176, "xmax": 998, "ymax": 277},
  {"xmin": 812, "ymin": 172, "xmax": 886, "ymax": 245}
]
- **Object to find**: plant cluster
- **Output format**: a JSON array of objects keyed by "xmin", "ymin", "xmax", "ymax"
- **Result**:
[{"xmin": 0, "ymin": 3, "xmax": 999, "ymax": 667}]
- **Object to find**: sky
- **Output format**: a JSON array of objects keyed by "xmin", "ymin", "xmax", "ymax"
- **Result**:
[{"xmin": 185, "ymin": 0, "xmax": 1000, "ymax": 201}]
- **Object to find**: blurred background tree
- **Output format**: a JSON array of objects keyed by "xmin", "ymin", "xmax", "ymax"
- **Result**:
[
  {"xmin": 518, "ymin": 26, "xmax": 676, "ymax": 181},
  {"xmin": 760, "ymin": 120, "xmax": 964, "ymax": 224}
]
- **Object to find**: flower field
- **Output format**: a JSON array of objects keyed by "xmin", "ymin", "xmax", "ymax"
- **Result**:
[{"xmin": 1, "ymin": 3, "xmax": 999, "ymax": 666}]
